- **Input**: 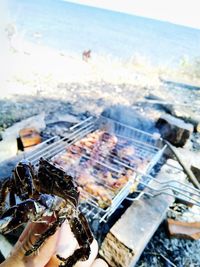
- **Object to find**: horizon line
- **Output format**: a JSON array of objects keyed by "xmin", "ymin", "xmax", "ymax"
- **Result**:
[{"xmin": 63, "ymin": 0, "xmax": 200, "ymax": 30}]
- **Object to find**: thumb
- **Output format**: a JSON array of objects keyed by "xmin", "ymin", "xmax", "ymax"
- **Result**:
[{"xmin": 10, "ymin": 217, "xmax": 60, "ymax": 267}]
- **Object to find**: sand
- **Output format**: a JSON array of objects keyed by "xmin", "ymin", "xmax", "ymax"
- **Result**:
[{"xmin": 1, "ymin": 36, "xmax": 200, "ymax": 133}]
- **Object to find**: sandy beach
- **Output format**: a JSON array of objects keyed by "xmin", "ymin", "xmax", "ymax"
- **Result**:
[
  {"xmin": 1, "ymin": 34, "xmax": 200, "ymax": 133},
  {"xmin": 0, "ymin": 36, "xmax": 158, "ymax": 127}
]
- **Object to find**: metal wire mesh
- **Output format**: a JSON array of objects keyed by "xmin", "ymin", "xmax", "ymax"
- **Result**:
[
  {"xmin": 26, "ymin": 116, "xmax": 166, "ymax": 222},
  {"xmin": 25, "ymin": 116, "xmax": 200, "ymax": 222}
]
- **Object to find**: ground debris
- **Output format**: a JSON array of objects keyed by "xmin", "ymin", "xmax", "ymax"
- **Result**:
[{"xmin": 136, "ymin": 223, "xmax": 200, "ymax": 267}]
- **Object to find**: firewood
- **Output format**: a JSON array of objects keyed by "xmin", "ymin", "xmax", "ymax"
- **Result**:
[
  {"xmin": 167, "ymin": 218, "xmax": 200, "ymax": 240},
  {"xmin": 19, "ymin": 127, "xmax": 41, "ymax": 149}
]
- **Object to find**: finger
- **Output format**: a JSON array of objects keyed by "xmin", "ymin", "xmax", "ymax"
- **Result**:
[
  {"xmin": 8, "ymin": 227, "xmax": 59, "ymax": 267},
  {"xmin": 47, "ymin": 224, "xmax": 98, "ymax": 267},
  {"xmin": 12, "ymin": 215, "xmax": 56, "ymax": 256},
  {"xmin": 11, "ymin": 223, "xmax": 32, "ymax": 255},
  {"xmin": 56, "ymin": 221, "xmax": 78, "ymax": 257},
  {"xmin": 19, "ymin": 222, "xmax": 32, "ymax": 242},
  {"xmin": 22, "ymin": 229, "xmax": 59, "ymax": 267},
  {"xmin": 27, "ymin": 230, "xmax": 59, "ymax": 267},
  {"xmin": 74, "ymin": 239, "xmax": 98, "ymax": 267},
  {"xmin": 91, "ymin": 258, "xmax": 108, "ymax": 267},
  {"xmin": 11, "ymin": 216, "xmax": 60, "ymax": 267},
  {"xmin": 51, "ymin": 239, "xmax": 98, "ymax": 267},
  {"xmin": 21, "ymin": 220, "xmax": 54, "ymax": 254},
  {"xmin": 15, "ymin": 218, "xmax": 55, "ymax": 258},
  {"xmin": 45, "ymin": 222, "xmax": 77, "ymax": 267}
]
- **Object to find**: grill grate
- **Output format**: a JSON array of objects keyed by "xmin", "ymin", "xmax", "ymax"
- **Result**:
[
  {"xmin": 26, "ymin": 116, "xmax": 200, "ymax": 222},
  {"xmin": 26, "ymin": 116, "xmax": 166, "ymax": 222}
]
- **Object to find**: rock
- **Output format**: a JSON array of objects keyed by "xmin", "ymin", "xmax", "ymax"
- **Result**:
[
  {"xmin": 145, "ymin": 93, "xmax": 164, "ymax": 101},
  {"xmin": 191, "ymin": 165, "xmax": 200, "ymax": 183},
  {"xmin": 0, "ymin": 136, "xmax": 18, "ymax": 163},
  {"xmin": 44, "ymin": 121, "xmax": 75, "ymax": 138},
  {"xmin": 144, "ymin": 93, "xmax": 174, "ymax": 114},
  {"xmin": 167, "ymin": 218, "xmax": 200, "ymax": 240},
  {"xmin": 176, "ymin": 148, "xmax": 200, "ymax": 172},
  {"xmin": 1, "ymin": 113, "xmax": 46, "ymax": 140},
  {"xmin": 99, "ymin": 161, "xmax": 176, "ymax": 267},
  {"xmin": 100, "ymin": 232, "xmax": 134, "ymax": 267},
  {"xmin": 156, "ymin": 114, "xmax": 194, "ymax": 147},
  {"xmin": 0, "ymin": 113, "xmax": 45, "ymax": 163},
  {"xmin": 196, "ymin": 122, "xmax": 200, "ymax": 133},
  {"xmin": 170, "ymin": 105, "xmax": 200, "ymax": 132},
  {"xmin": 56, "ymin": 114, "xmax": 79, "ymax": 124}
]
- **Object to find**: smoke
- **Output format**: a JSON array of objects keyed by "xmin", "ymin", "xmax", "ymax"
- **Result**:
[{"xmin": 101, "ymin": 105, "xmax": 156, "ymax": 133}]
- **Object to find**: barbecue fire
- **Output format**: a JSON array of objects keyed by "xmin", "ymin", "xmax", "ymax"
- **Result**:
[
  {"xmin": 23, "ymin": 116, "xmax": 165, "ymax": 223},
  {"xmin": 52, "ymin": 129, "xmax": 143, "ymax": 209}
]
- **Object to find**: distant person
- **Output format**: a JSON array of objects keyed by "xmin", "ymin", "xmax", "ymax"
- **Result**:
[
  {"xmin": 4, "ymin": 23, "xmax": 17, "ymax": 51},
  {"xmin": 82, "ymin": 49, "xmax": 91, "ymax": 62},
  {"xmin": 4, "ymin": 23, "xmax": 16, "ymax": 41}
]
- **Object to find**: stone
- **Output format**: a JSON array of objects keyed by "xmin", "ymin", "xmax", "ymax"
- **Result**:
[
  {"xmin": 191, "ymin": 165, "xmax": 200, "ymax": 183},
  {"xmin": 0, "ymin": 113, "xmax": 45, "ymax": 162},
  {"xmin": 156, "ymin": 114, "xmax": 194, "ymax": 147},
  {"xmin": 99, "ymin": 160, "xmax": 178, "ymax": 267},
  {"xmin": 1, "ymin": 113, "xmax": 45, "ymax": 140},
  {"xmin": 0, "ymin": 136, "xmax": 18, "ymax": 163},
  {"xmin": 176, "ymin": 148, "xmax": 200, "ymax": 172},
  {"xmin": 196, "ymin": 122, "xmax": 200, "ymax": 133},
  {"xmin": 100, "ymin": 232, "xmax": 134, "ymax": 267},
  {"xmin": 170, "ymin": 105, "xmax": 200, "ymax": 132},
  {"xmin": 19, "ymin": 127, "xmax": 41, "ymax": 149}
]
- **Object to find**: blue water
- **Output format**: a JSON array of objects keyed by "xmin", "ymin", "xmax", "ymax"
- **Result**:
[{"xmin": 7, "ymin": 0, "xmax": 200, "ymax": 66}]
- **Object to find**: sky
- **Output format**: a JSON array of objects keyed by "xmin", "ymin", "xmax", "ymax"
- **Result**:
[{"xmin": 66, "ymin": 0, "xmax": 200, "ymax": 29}]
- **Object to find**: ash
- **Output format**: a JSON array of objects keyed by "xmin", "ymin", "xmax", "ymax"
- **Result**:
[{"xmin": 136, "ymin": 222, "xmax": 200, "ymax": 267}]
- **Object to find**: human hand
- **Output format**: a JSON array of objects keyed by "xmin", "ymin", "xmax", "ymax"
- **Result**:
[{"xmin": 0, "ymin": 218, "xmax": 108, "ymax": 267}]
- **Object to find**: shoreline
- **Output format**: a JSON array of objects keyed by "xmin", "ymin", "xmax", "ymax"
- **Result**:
[
  {"xmin": 0, "ymin": 37, "xmax": 200, "ymax": 133},
  {"xmin": 1, "ymin": 35, "xmax": 200, "ymax": 96}
]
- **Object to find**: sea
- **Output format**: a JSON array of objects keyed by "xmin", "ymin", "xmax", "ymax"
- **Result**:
[{"xmin": 7, "ymin": 0, "xmax": 200, "ymax": 67}]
